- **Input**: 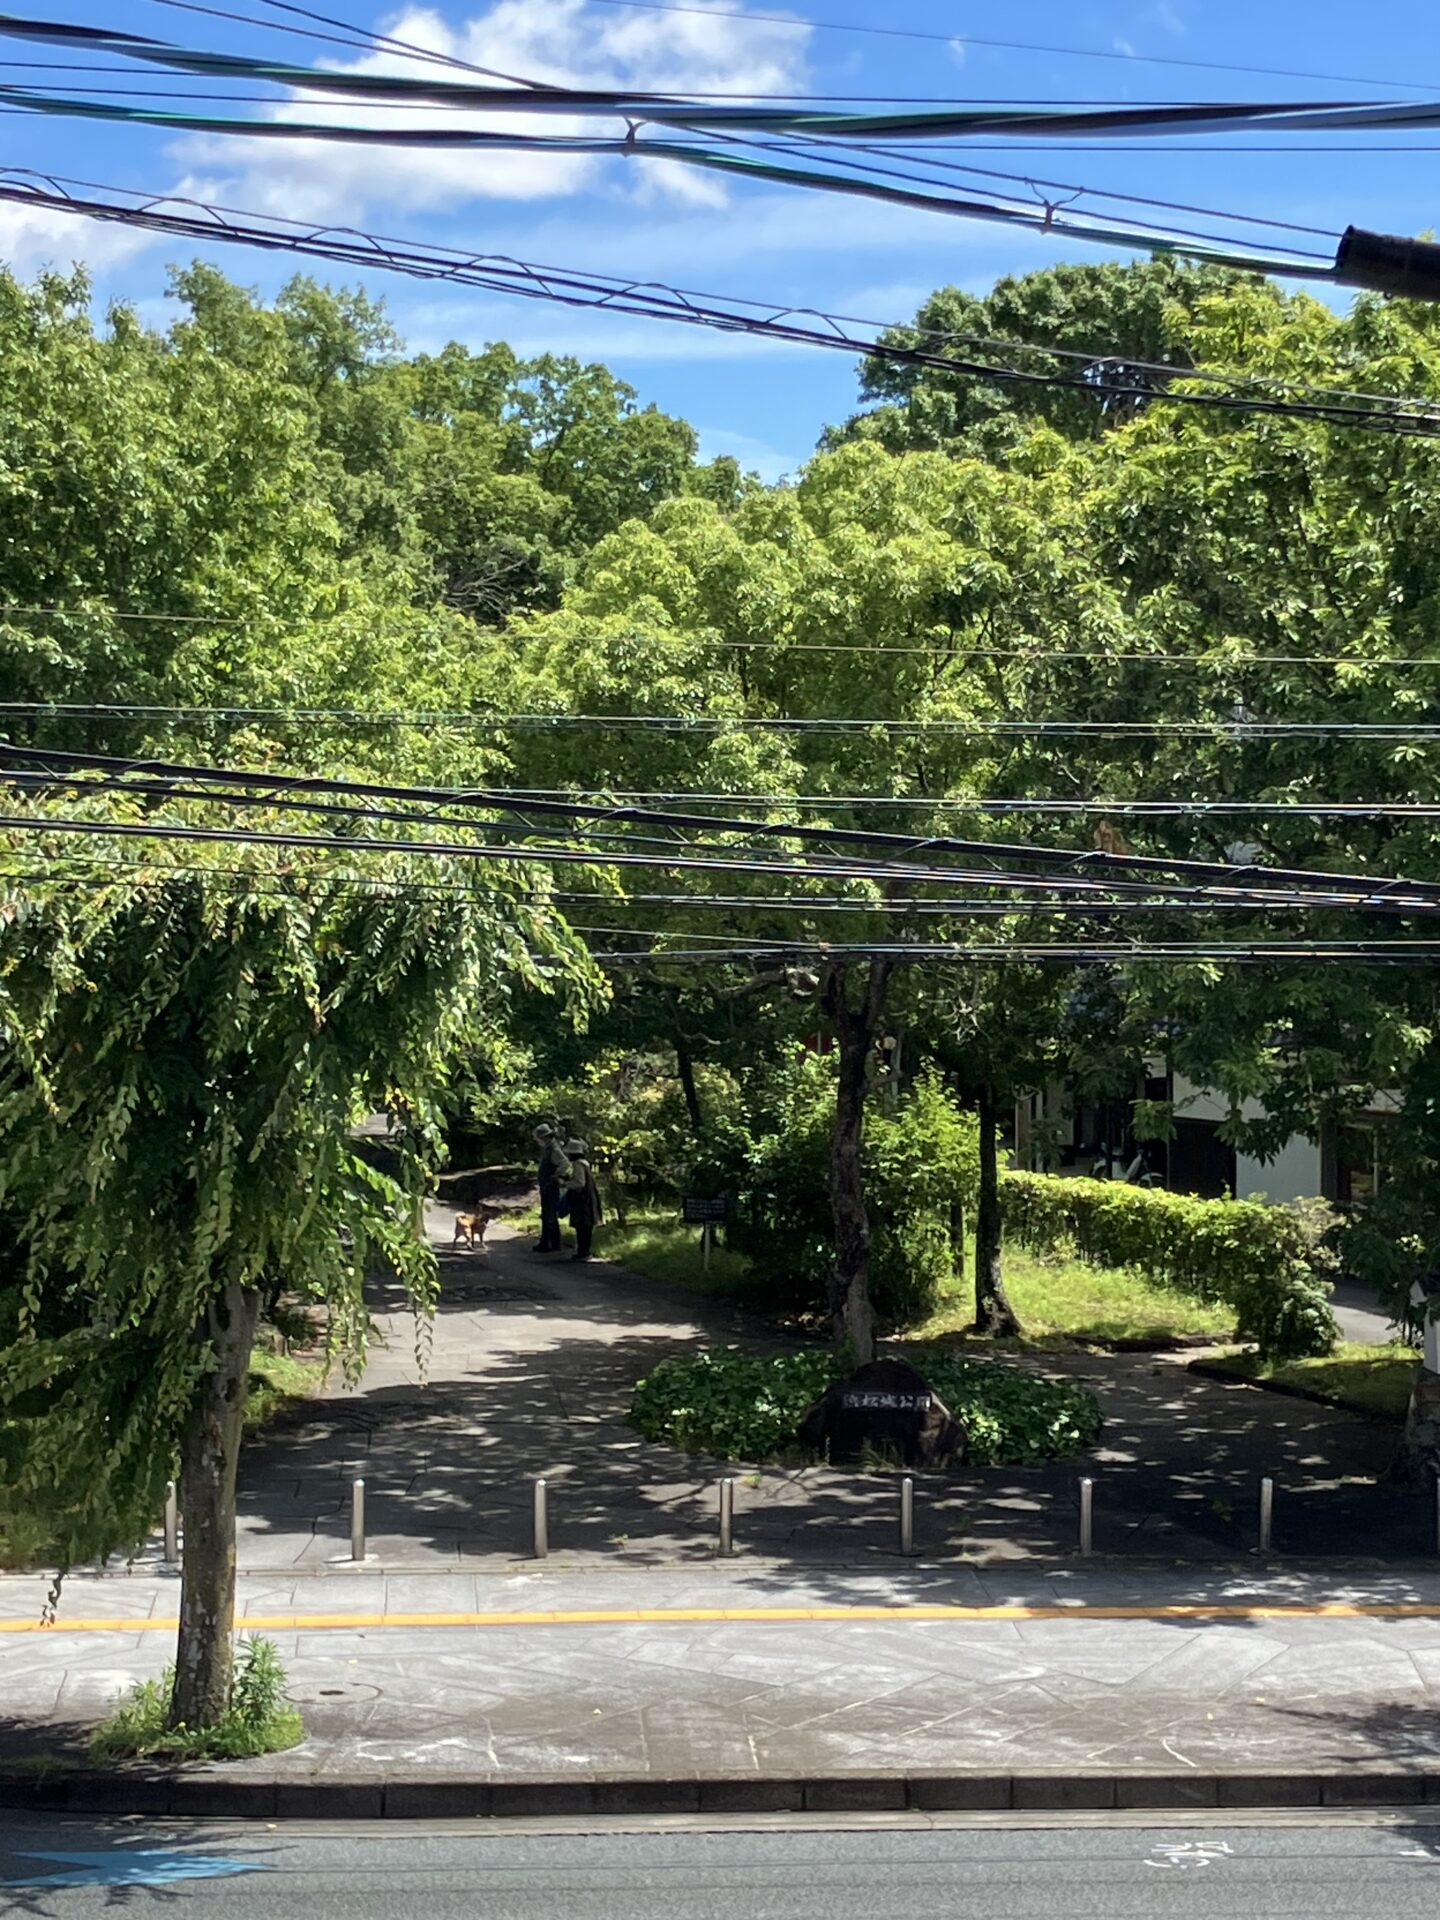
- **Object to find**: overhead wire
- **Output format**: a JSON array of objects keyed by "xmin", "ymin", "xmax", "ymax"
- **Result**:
[
  {"xmin": 4, "ymin": 175, "xmax": 1405, "ymax": 415},
  {"xmin": 13, "ymin": 699, "xmax": 1440, "ymax": 738},
  {"xmin": 587, "ymin": 938, "xmax": 1440, "ymax": 965},
  {"xmin": 19, "ymin": 174, "xmax": 1427, "ymax": 425},
  {"xmin": 144, "ymin": 0, "xmax": 1440, "ymax": 98},
  {"xmin": 480, "ymin": 791, "xmax": 1440, "ymax": 819},
  {"xmin": 0, "ymin": 82, "xmax": 1346, "ymax": 275},
  {"xmin": 8, "ymin": 741, "xmax": 1440, "ymax": 908},
  {"xmin": 0, "ymin": 193, "xmax": 1421, "ymax": 422},
  {"xmin": 542, "ymin": 0, "xmax": 1440, "ymax": 98}
]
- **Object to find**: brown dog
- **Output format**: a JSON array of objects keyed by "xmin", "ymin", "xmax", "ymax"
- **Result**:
[{"xmin": 452, "ymin": 1204, "xmax": 500, "ymax": 1250}]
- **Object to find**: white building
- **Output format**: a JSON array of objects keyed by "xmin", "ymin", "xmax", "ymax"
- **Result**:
[{"xmin": 1015, "ymin": 1069, "xmax": 1396, "ymax": 1205}]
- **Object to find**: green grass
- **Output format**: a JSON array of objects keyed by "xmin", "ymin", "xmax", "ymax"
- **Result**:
[
  {"xmin": 1202, "ymin": 1341, "xmax": 1419, "ymax": 1423},
  {"xmin": 92, "ymin": 1635, "xmax": 304, "ymax": 1763},
  {"xmin": 601, "ymin": 1213, "xmax": 1235, "ymax": 1348},
  {"xmin": 245, "ymin": 1346, "xmax": 327, "ymax": 1431},
  {"xmin": 596, "ymin": 1214, "xmax": 756, "ymax": 1297},
  {"xmin": 916, "ymin": 1242, "xmax": 1237, "ymax": 1349}
]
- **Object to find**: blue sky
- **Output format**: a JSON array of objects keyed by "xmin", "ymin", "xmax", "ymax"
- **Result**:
[{"xmin": 6, "ymin": 1, "xmax": 1440, "ymax": 477}]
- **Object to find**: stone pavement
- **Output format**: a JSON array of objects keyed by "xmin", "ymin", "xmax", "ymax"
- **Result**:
[
  {"xmin": 10, "ymin": 1564, "xmax": 1440, "ymax": 1803},
  {"xmin": 225, "ymin": 1211, "xmax": 1429, "ymax": 1571}
]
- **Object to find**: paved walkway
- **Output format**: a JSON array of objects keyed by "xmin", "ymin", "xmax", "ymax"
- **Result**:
[
  {"xmin": 223, "ymin": 1212, "xmax": 1425, "ymax": 1571},
  {"xmin": 1332, "ymin": 1277, "xmax": 1401, "ymax": 1346},
  {"xmin": 10, "ymin": 1564, "xmax": 1440, "ymax": 1786}
]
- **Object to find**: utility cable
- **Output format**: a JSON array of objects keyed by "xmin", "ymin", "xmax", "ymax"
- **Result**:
[
  {"xmin": 8, "ymin": 741, "xmax": 1439, "ymax": 907},
  {"xmin": 4, "ymin": 175, "xmax": 1405, "ymax": 409},
  {"xmin": 22, "ymin": 175, "xmax": 1433, "ymax": 421},
  {"xmin": 13, "ymin": 699, "xmax": 1440, "ymax": 737},
  {"xmin": 141, "ymin": 0, "xmax": 1440, "ymax": 97}
]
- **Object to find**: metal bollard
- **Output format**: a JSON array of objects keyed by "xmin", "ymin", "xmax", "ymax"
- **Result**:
[
  {"xmin": 1259, "ymin": 1476, "xmax": 1275, "ymax": 1555},
  {"xmin": 1078, "ymin": 1476, "xmax": 1094, "ymax": 1557},
  {"xmin": 350, "ymin": 1477, "xmax": 366, "ymax": 1562},
  {"xmin": 533, "ymin": 1477, "xmax": 549, "ymax": 1560},
  {"xmin": 163, "ymin": 1480, "xmax": 179, "ymax": 1563},
  {"xmin": 718, "ymin": 1477, "xmax": 736, "ymax": 1557},
  {"xmin": 899, "ymin": 1475, "xmax": 916, "ymax": 1557}
]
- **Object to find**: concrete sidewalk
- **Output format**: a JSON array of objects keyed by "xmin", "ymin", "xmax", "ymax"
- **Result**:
[{"xmin": 9, "ymin": 1563, "xmax": 1440, "ymax": 1812}]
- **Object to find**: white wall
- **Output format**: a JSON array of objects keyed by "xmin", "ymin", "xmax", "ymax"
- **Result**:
[
  {"xmin": 1173, "ymin": 1073, "xmax": 1324, "ymax": 1204},
  {"xmin": 1236, "ymin": 1135, "xmax": 1324, "ymax": 1205}
]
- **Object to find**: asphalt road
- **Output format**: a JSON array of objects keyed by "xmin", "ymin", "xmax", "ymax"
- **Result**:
[{"xmin": 9, "ymin": 1815, "xmax": 1440, "ymax": 1917}]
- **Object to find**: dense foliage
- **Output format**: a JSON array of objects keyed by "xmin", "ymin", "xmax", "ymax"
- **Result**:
[
  {"xmin": 1001, "ymin": 1173, "xmax": 1338, "ymax": 1361},
  {"xmin": 716, "ymin": 1055, "xmax": 980, "ymax": 1327},
  {"xmin": 13, "ymin": 235, "xmax": 1440, "ymax": 1661},
  {"xmin": 628, "ymin": 1346, "xmax": 1102, "ymax": 1466}
]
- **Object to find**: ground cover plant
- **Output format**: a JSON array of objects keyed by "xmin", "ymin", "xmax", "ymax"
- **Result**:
[{"xmin": 628, "ymin": 1347, "xmax": 1102, "ymax": 1466}]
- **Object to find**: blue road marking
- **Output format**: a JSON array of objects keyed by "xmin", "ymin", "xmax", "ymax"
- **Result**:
[{"xmin": 3, "ymin": 1849, "xmax": 269, "ymax": 1888}]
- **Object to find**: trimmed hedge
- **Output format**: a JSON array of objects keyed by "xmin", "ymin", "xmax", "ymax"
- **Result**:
[{"xmin": 1000, "ymin": 1172, "xmax": 1337, "ymax": 1361}]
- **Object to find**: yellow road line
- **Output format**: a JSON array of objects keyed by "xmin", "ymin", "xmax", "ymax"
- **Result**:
[{"xmin": 6, "ymin": 1601, "xmax": 1440, "ymax": 1635}]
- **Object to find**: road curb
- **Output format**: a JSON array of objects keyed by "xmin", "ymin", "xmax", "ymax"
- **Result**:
[{"xmin": 3, "ymin": 1767, "xmax": 1439, "ymax": 1819}]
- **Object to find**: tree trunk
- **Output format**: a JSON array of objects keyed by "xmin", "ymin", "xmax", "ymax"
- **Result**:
[
  {"xmin": 169, "ymin": 1281, "xmax": 261, "ymax": 1731},
  {"xmin": 823, "ymin": 959, "xmax": 891, "ymax": 1365},
  {"xmin": 974, "ymin": 1083, "xmax": 1022, "ymax": 1337},
  {"xmin": 676, "ymin": 1041, "xmax": 703, "ymax": 1134},
  {"xmin": 1391, "ymin": 1362, "xmax": 1440, "ymax": 1486},
  {"xmin": 949, "ymin": 1197, "xmax": 966, "ymax": 1286}
]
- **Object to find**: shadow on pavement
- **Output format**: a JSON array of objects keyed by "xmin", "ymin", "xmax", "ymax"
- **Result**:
[{"xmin": 233, "ymin": 1224, "xmax": 1428, "ymax": 1578}]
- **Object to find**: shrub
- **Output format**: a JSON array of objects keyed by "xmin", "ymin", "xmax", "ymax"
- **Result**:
[
  {"xmin": 92, "ymin": 1635, "xmax": 304, "ymax": 1762},
  {"xmin": 628, "ymin": 1347, "xmax": 1101, "ymax": 1466},
  {"xmin": 721, "ymin": 1054, "xmax": 979, "ymax": 1328},
  {"xmin": 1000, "ymin": 1172, "xmax": 1337, "ymax": 1361}
]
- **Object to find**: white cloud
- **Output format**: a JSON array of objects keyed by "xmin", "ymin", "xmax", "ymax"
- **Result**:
[
  {"xmin": 1114, "ymin": 36, "xmax": 1138, "ymax": 57},
  {"xmin": 694, "ymin": 425, "xmax": 799, "ymax": 482},
  {"xmin": 0, "ymin": 197, "xmax": 156, "ymax": 278},
  {"xmin": 172, "ymin": 0, "xmax": 812, "ymax": 222},
  {"xmin": 1150, "ymin": 2, "xmax": 1186, "ymax": 35},
  {"xmin": 948, "ymin": 36, "xmax": 967, "ymax": 68}
]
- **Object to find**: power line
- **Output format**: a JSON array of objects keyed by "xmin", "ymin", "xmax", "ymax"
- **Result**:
[
  {"xmin": 23, "ymin": 174, "xmax": 1434, "ymax": 428},
  {"xmin": 9, "ymin": 742, "xmax": 1439, "ymax": 908},
  {"xmin": 8, "ymin": 608, "xmax": 1440, "ymax": 675},
  {"xmin": 148, "ymin": 0, "xmax": 1440, "ymax": 98},
  {"xmin": 587, "ymin": 936, "xmax": 1440, "ymax": 964},
  {"xmin": 550, "ymin": 890, "xmax": 1431, "ymax": 918},
  {"xmin": 23, "ymin": 64, "xmax": 1440, "ymax": 145},
  {"xmin": 0, "ymin": 86, "xmax": 1344, "ymax": 276},
  {"xmin": 566, "ymin": 0, "xmax": 1440, "ymax": 98},
  {"xmin": 496, "ymin": 791, "xmax": 1440, "ymax": 819},
  {"xmin": 11, "ymin": 699, "xmax": 1440, "ymax": 738},
  {"xmin": 12, "ymin": 808, "xmax": 1399, "ymax": 911}
]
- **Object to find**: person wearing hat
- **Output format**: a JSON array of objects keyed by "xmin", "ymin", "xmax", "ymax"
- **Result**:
[
  {"xmin": 532, "ymin": 1124, "xmax": 571, "ymax": 1254},
  {"xmin": 562, "ymin": 1138, "xmax": 603, "ymax": 1263}
]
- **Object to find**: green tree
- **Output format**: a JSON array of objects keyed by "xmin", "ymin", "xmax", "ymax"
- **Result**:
[
  {"xmin": 513, "ymin": 436, "xmax": 1129, "ymax": 1358},
  {"xmin": 835, "ymin": 255, "xmax": 1267, "ymax": 457},
  {"xmin": 0, "ymin": 806, "xmax": 598, "ymax": 1727}
]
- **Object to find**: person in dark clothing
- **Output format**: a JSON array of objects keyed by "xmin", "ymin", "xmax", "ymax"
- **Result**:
[
  {"xmin": 532, "ymin": 1124, "xmax": 571, "ymax": 1253},
  {"xmin": 563, "ymin": 1138, "xmax": 603, "ymax": 1262}
]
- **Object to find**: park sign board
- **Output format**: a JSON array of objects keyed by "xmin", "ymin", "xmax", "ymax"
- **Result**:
[{"xmin": 683, "ymin": 1195, "xmax": 728, "ymax": 1224}]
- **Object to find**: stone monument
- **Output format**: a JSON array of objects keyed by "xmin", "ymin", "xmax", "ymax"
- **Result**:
[{"xmin": 798, "ymin": 1356, "xmax": 964, "ymax": 1469}]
